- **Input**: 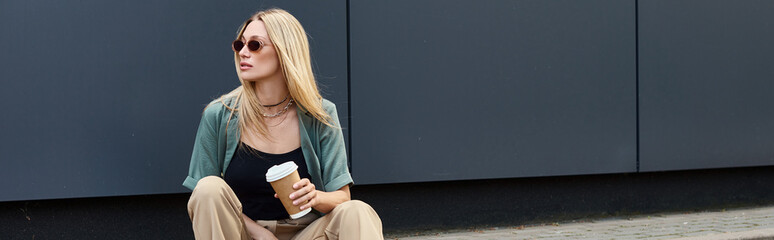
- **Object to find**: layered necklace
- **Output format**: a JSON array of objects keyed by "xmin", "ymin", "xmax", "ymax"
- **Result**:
[{"xmin": 261, "ymin": 95, "xmax": 293, "ymax": 118}]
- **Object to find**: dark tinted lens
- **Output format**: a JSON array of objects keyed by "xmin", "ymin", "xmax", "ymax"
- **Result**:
[
  {"xmin": 246, "ymin": 40, "xmax": 262, "ymax": 51},
  {"xmin": 232, "ymin": 40, "xmax": 244, "ymax": 52}
]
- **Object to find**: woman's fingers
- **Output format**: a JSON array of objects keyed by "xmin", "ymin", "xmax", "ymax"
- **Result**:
[
  {"xmin": 299, "ymin": 190, "xmax": 317, "ymax": 210},
  {"xmin": 289, "ymin": 178, "xmax": 314, "ymax": 199},
  {"xmin": 288, "ymin": 178, "xmax": 317, "ymax": 209},
  {"xmin": 290, "ymin": 183, "xmax": 315, "ymax": 203},
  {"xmin": 292, "ymin": 178, "xmax": 310, "ymax": 190}
]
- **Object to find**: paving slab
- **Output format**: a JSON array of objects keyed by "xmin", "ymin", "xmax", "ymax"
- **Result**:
[{"xmin": 389, "ymin": 205, "xmax": 774, "ymax": 240}]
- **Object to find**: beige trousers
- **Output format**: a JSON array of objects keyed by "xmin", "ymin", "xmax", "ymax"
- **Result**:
[{"xmin": 187, "ymin": 176, "xmax": 384, "ymax": 240}]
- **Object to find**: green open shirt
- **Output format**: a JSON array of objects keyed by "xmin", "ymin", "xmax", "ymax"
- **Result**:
[{"xmin": 183, "ymin": 97, "xmax": 353, "ymax": 192}]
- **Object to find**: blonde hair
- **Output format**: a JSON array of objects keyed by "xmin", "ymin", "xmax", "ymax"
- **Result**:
[{"xmin": 215, "ymin": 8, "xmax": 334, "ymax": 139}]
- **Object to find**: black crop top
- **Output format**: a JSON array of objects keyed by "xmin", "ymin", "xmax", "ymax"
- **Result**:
[{"xmin": 224, "ymin": 143, "xmax": 311, "ymax": 220}]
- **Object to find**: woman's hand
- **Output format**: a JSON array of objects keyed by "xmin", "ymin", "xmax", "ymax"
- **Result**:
[
  {"xmin": 276, "ymin": 179, "xmax": 351, "ymax": 214},
  {"xmin": 242, "ymin": 214, "xmax": 278, "ymax": 240},
  {"xmin": 289, "ymin": 178, "xmax": 318, "ymax": 211}
]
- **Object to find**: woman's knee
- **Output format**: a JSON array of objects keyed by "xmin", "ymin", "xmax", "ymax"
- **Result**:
[
  {"xmin": 188, "ymin": 176, "xmax": 229, "ymax": 205},
  {"xmin": 328, "ymin": 200, "xmax": 383, "ymax": 235},
  {"xmin": 332, "ymin": 200, "xmax": 376, "ymax": 216}
]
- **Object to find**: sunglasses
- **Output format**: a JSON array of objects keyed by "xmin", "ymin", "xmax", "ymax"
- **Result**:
[{"xmin": 232, "ymin": 40, "xmax": 264, "ymax": 52}]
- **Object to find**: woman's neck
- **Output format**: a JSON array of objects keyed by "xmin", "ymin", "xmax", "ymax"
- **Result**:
[{"xmin": 253, "ymin": 76, "xmax": 289, "ymax": 106}]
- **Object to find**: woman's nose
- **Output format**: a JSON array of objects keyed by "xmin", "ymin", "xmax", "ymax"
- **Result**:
[{"xmin": 239, "ymin": 46, "xmax": 250, "ymax": 58}]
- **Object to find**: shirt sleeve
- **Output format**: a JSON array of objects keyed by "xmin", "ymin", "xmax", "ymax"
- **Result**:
[
  {"xmin": 319, "ymin": 102, "xmax": 354, "ymax": 192},
  {"xmin": 182, "ymin": 104, "xmax": 223, "ymax": 190}
]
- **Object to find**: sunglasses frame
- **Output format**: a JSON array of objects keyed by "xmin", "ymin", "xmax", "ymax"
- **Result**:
[{"xmin": 232, "ymin": 40, "xmax": 264, "ymax": 53}]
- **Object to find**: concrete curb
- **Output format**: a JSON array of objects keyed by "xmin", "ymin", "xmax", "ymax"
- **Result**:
[{"xmin": 669, "ymin": 228, "xmax": 774, "ymax": 240}]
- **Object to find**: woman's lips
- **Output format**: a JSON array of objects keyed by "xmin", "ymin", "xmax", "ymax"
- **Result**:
[{"xmin": 240, "ymin": 62, "xmax": 253, "ymax": 70}]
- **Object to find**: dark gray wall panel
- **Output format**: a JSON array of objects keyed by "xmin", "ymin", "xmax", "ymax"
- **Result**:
[
  {"xmin": 350, "ymin": 0, "xmax": 637, "ymax": 184},
  {"xmin": 639, "ymin": 0, "xmax": 774, "ymax": 171},
  {"xmin": 0, "ymin": 0, "xmax": 347, "ymax": 202}
]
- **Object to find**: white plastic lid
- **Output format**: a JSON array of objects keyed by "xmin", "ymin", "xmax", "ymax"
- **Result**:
[{"xmin": 265, "ymin": 161, "xmax": 298, "ymax": 182}]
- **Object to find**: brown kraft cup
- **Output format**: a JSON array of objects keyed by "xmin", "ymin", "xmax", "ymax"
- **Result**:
[{"xmin": 265, "ymin": 161, "xmax": 311, "ymax": 219}]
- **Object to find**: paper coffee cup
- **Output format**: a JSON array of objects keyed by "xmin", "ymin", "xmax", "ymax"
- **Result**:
[{"xmin": 266, "ymin": 161, "xmax": 311, "ymax": 219}]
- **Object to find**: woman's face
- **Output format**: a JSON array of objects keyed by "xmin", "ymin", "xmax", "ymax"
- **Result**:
[{"xmin": 236, "ymin": 20, "xmax": 282, "ymax": 82}]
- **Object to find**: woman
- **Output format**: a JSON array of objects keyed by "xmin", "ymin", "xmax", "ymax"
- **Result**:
[{"xmin": 183, "ymin": 8, "xmax": 383, "ymax": 240}]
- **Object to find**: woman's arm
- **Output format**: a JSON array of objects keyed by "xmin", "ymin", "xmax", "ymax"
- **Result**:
[
  {"xmin": 285, "ymin": 179, "xmax": 351, "ymax": 214},
  {"xmin": 183, "ymin": 103, "xmax": 225, "ymax": 190}
]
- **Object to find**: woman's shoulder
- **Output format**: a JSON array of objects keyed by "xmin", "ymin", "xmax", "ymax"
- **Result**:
[
  {"xmin": 202, "ymin": 95, "xmax": 238, "ymax": 120},
  {"xmin": 299, "ymin": 98, "xmax": 338, "ymax": 116},
  {"xmin": 320, "ymin": 98, "xmax": 338, "ymax": 114}
]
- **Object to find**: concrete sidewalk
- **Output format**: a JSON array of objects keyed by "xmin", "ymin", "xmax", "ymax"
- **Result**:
[{"xmin": 390, "ymin": 205, "xmax": 774, "ymax": 240}]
